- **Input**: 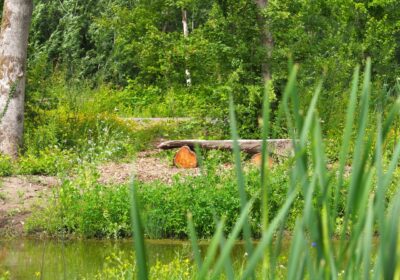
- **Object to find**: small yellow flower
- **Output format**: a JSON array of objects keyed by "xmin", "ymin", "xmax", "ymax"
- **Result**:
[{"xmin": 35, "ymin": 271, "xmax": 41, "ymax": 277}]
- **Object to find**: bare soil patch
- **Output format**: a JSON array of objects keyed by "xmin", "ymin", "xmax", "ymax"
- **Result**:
[
  {"xmin": 98, "ymin": 150, "xmax": 200, "ymax": 185},
  {"xmin": 0, "ymin": 176, "xmax": 59, "ymax": 235}
]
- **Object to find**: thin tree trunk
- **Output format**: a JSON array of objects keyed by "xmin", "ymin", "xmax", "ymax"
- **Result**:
[
  {"xmin": 0, "ymin": 0, "xmax": 33, "ymax": 158},
  {"xmin": 255, "ymin": 0, "xmax": 273, "ymax": 82},
  {"xmin": 182, "ymin": 9, "xmax": 191, "ymax": 86}
]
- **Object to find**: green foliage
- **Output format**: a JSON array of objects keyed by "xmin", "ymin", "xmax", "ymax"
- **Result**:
[
  {"xmin": 17, "ymin": 74, "xmax": 196, "ymax": 175},
  {"xmin": 125, "ymin": 61, "xmax": 400, "ymax": 279},
  {"xmin": 267, "ymin": 0, "xmax": 400, "ymax": 134},
  {"xmin": 27, "ymin": 0, "xmax": 277, "ymax": 136},
  {"xmin": 140, "ymin": 174, "xmax": 240, "ymax": 239},
  {"xmin": 17, "ymin": 147, "xmax": 74, "ymax": 175},
  {"xmin": 22, "ymin": 59, "xmax": 400, "ymax": 278},
  {"xmin": 87, "ymin": 252, "xmax": 194, "ymax": 280},
  {"xmin": 0, "ymin": 154, "xmax": 12, "ymax": 177},
  {"xmin": 26, "ymin": 0, "xmax": 400, "ymax": 137},
  {"xmin": 27, "ymin": 164, "xmax": 132, "ymax": 238},
  {"xmin": 0, "ymin": 271, "xmax": 9, "ymax": 280},
  {"xmin": 26, "ymin": 157, "xmax": 299, "ymax": 239}
]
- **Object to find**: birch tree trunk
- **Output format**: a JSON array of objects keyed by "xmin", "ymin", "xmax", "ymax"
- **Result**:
[
  {"xmin": 0, "ymin": 0, "xmax": 33, "ymax": 158},
  {"xmin": 255, "ymin": 0, "xmax": 273, "ymax": 82},
  {"xmin": 182, "ymin": 9, "xmax": 192, "ymax": 86}
]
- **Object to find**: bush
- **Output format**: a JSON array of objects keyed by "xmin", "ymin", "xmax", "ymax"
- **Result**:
[
  {"xmin": 0, "ymin": 155, "xmax": 13, "ymax": 177},
  {"xmin": 26, "ymin": 160, "xmax": 298, "ymax": 239},
  {"xmin": 17, "ymin": 147, "xmax": 75, "ymax": 176},
  {"xmin": 27, "ymin": 165, "xmax": 131, "ymax": 238},
  {"xmin": 19, "ymin": 76, "xmax": 197, "ymax": 175}
]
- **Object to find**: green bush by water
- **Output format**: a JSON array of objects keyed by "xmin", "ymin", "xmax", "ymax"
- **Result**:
[{"xmin": 26, "ymin": 160, "xmax": 302, "ymax": 239}]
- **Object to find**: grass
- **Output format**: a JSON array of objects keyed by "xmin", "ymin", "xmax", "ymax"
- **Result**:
[
  {"xmin": 127, "ymin": 58, "xmax": 400, "ymax": 279},
  {"xmin": 0, "ymin": 71, "xmax": 214, "ymax": 178},
  {"xmin": 1, "ymin": 97, "xmax": 204, "ymax": 177},
  {"xmin": 0, "ymin": 192, "xmax": 6, "ymax": 201},
  {"xmin": 26, "ymin": 159, "xmax": 298, "ymax": 239}
]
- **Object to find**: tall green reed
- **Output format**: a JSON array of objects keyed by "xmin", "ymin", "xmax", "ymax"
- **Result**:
[{"xmin": 130, "ymin": 59, "xmax": 400, "ymax": 279}]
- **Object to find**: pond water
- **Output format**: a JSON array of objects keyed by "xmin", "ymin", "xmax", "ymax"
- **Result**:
[{"xmin": 0, "ymin": 238, "xmax": 250, "ymax": 279}]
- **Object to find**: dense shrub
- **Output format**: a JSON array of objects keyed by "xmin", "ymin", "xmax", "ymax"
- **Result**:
[
  {"xmin": 13, "ymin": 76, "xmax": 198, "ymax": 176},
  {"xmin": 0, "ymin": 154, "xmax": 12, "ymax": 177},
  {"xmin": 26, "ymin": 161, "xmax": 300, "ymax": 239},
  {"xmin": 17, "ymin": 147, "xmax": 74, "ymax": 175},
  {"xmin": 23, "ymin": 0, "xmax": 400, "ymax": 138}
]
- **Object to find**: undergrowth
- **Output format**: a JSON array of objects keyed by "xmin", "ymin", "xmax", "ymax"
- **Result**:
[
  {"xmin": 26, "ymin": 157, "xmax": 304, "ymax": 239},
  {"xmin": 0, "ymin": 75, "xmax": 204, "ymax": 176},
  {"xmin": 126, "ymin": 60, "xmax": 400, "ymax": 279}
]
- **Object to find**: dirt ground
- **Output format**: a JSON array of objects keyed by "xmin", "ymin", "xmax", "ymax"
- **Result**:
[
  {"xmin": 0, "ymin": 176, "xmax": 59, "ymax": 236},
  {"xmin": 98, "ymin": 150, "xmax": 200, "ymax": 185},
  {"xmin": 0, "ymin": 149, "xmax": 200, "ymax": 236}
]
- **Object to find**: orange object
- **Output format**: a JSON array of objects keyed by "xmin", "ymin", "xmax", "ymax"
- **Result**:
[
  {"xmin": 251, "ymin": 153, "xmax": 274, "ymax": 168},
  {"xmin": 174, "ymin": 146, "xmax": 198, "ymax": 168}
]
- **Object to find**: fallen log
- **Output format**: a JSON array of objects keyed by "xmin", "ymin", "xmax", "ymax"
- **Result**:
[
  {"xmin": 158, "ymin": 139, "xmax": 293, "ymax": 156},
  {"xmin": 124, "ymin": 117, "xmax": 193, "ymax": 123}
]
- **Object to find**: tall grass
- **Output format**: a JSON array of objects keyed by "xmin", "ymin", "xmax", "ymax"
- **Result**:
[{"xmin": 130, "ymin": 59, "xmax": 400, "ymax": 279}]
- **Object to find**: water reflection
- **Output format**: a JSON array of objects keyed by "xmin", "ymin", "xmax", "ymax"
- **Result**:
[{"xmin": 0, "ymin": 238, "xmax": 247, "ymax": 279}]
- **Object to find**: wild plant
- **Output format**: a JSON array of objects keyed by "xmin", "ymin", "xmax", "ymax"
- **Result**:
[{"xmin": 131, "ymin": 58, "xmax": 400, "ymax": 279}]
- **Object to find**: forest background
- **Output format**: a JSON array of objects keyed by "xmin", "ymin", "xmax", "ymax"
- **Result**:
[
  {"xmin": 5, "ymin": 0, "xmax": 400, "ymax": 135},
  {"xmin": 0, "ymin": 0, "xmax": 399, "ymax": 174}
]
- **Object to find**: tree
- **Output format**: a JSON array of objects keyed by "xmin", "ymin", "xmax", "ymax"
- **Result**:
[
  {"xmin": 254, "ymin": 0, "xmax": 273, "ymax": 82},
  {"xmin": 182, "ymin": 9, "xmax": 192, "ymax": 86},
  {"xmin": 0, "ymin": 0, "xmax": 33, "ymax": 158}
]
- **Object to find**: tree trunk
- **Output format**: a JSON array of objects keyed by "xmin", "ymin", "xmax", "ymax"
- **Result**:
[
  {"xmin": 182, "ymin": 9, "xmax": 192, "ymax": 86},
  {"xmin": 0, "ymin": 0, "xmax": 33, "ymax": 158},
  {"xmin": 255, "ymin": 0, "xmax": 273, "ymax": 82}
]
